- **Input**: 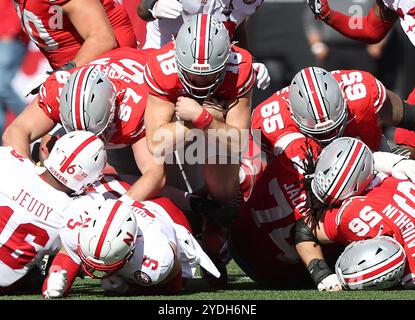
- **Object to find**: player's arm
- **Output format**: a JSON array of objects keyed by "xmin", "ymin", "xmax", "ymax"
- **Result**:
[
  {"xmin": 62, "ymin": 0, "xmax": 117, "ymax": 67},
  {"xmin": 378, "ymin": 89, "xmax": 415, "ymax": 131},
  {"xmin": 144, "ymin": 94, "xmax": 190, "ymax": 158},
  {"xmin": 294, "ymin": 218, "xmax": 342, "ymax": 291},
  {"xmin": 42, "ymin": 247, "xmax": 81, "ymax": 298},
  {"xmin": 307, "ymin": 0, "xmax": 398, "ymax": 44},
  {"xmin": 2, "ymin": 98, "xmax": 55, "ymax": 159},
  {"xmin": 123, "ymin": 136, "xmax": 166, "ymax": 202},
  {"xmin": 174, "ymin": 90, "xmax": 252, "ymax": 155}
]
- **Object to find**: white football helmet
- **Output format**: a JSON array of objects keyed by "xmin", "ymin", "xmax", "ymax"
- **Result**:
[
  {"xmin": 335, "ymin": 237, "xmax": 406, "ymax": 290},
  {"xmin": 78, "ymin": 199, "xmax": 138, "ymax": 279},
  {"xmin": 289, "ymin": 67, "xmax": 347, "ymax": 145},
  {"xmin": 59, "ymin": 65, "xmax": 117, "ymax": 142},
  {"xmin": 174, "ymin": 13, "xmax": 232, "ymax": 99},
  {"xmin": 44, "ymin": 130, "xmax": 106, "ymax": 194},
  {"xmin": 311, "ymin": 137, "xmax": 374, "ymax": 205}
]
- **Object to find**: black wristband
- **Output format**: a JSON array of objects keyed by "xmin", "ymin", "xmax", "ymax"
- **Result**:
[{"xmin": 307, "ymin": 259, "xmax": 334, "ymax": 285}]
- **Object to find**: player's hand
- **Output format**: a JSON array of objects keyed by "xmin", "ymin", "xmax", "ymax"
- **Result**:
[
  {"xmin": 43, "ymin": 270, "xmax": 67, "ymax": 298},
  {"xmin": 151, "ymin": 0, "xmax": 183, "ymax": 19},
  {"xmin": 175, "ymin": 96, "xmax": 203, "ymax": 122},
  {"xmin": 392, "ymin": 159, "xmax": 415, "ymax": 182},
  {"xmin": 101, "ymin": 275, "xmax": 129, "ymax": 295},
  {"xmin": 317, "ymin": 274, "xmax": 342, "ymax": 292},
  {"xmin": 253, "ymin": 63, "xmax": 270, "ymax": 90},
  {"xmin": 307, "ymin": 0, "xmax": 332, "ymax": 21}
]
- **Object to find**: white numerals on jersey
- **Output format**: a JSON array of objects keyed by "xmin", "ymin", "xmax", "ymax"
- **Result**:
[
  {"xmin": 349, "ymin": 205, "xmax": 382, "ymax": 236},
  {"xmin": 114, "ymin": 59, "xmax": 145, "ymax": 84},
  {"xmin": 251, "ymin": 178, "xmax": 299, "ymax": 263},
  {"xmin": 341, "ymin": 71, "xmax": 367, "ymax": 101},
  {"xmin": 226, "ymin": 52, "xmax": 242, "ymax": 74},
  {"xmin": 260, "ymin": 101, "xmax": 284, "ymax": 133},
  {"xmin": 19, "ymin": 9, "xmax": 59, "ymax": 50},
  {"xmin": 157, "ymin": 50, "xmax": 177, "ymax": 75},
  {"xmin": 119, "ymin": 88, "xmax": 142, "ymax": 122},
  {"xmin": 393, "ymin": 181, "xmax": 415, "ymax": 218}
]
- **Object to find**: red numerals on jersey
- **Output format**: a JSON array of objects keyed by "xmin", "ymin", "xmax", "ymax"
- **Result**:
[
  {"xmin": 260, "ymin": 101, "xmax": 284, "ymax": 133},
  {"xmin": 142, "ymin": 256, "xmax": 158, "ymax": 270},
  {"xmin": 0, "ymin": 206, "xmax": 50, "ymax": 270},
  {"xmin": 157, "ymin": 50, "xmax": 177, "ymax": 76},
  {"xmin": 348, "ymin": 205, "xmax": 382, "ymax": 236},
  {"xmin": 341, "ymin": 71, "xmax": 367, "ymax": 101}
]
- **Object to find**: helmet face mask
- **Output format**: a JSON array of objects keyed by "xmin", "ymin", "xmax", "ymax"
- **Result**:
[
  {"xmin": 335, "ymin": 237, "xmax": 406, "ymax": 290},
  {"xmin": 77, "ymin": 200, "xmax": 138, "ymax": 279},
  {"xmin": 311, "ymin": 137, "xmax": 374, "ymax": 205},
  {"xmin": 290, "ymin": 67, "xmax": 347, "ymax": 145},
  {"xmin": 43, "ymin": 131, "xmax": 107, "ymax": 195},
  {"xmin": 59, "ymin": 66, "xmax": 117, "ymax": 139},
  {"xmin": 174, "ymin": 13, "xmax": 231, "ymax": 100}
]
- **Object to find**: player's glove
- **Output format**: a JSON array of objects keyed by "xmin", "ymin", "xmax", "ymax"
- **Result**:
[
  {"xmin": 392, "ymin": 159, "xmax": 415, "ymax": 182},
  {"xmin": 43, "ymin": 270, "xmax": 67, "ymax": 298},
  {"xmin": 23, "ymin": 71, "xmax": 52, "ymax": 97},
  {"xmin": 150, "ymin": 0, "xmax": 183, "ymax": 19},
  {"xmin": 253, "ymin": 63, "xmax": 271, "ymax": 90},
  {"xmin": 306, "ymin": 0, "xmax": 332, "ymax": 21},
  {"xmin": 317, "ymin": 274, "xmax": 343, "ymax": 292}
]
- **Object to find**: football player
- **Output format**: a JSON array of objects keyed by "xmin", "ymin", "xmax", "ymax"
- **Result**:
[
  {"xmin": 251, "ymin": 67, "xmax": 415, "ymax": 158},
  {"xmin": 232, "ymin": 132, "xmax": 415, "ymax": 287},
  {"xmin": 42, "ymin": 197, "xmax": 220, "ymax": 298},
  {"xmin": 143, "ymin": 13, "xmax": 255, "ymax": 285},
  {"xmin": 14, "ymin": 0, "xmax": 136, "ymax": 71},
  {"xmin": 0, "ymin": 130, "xmax": 106, "ymax": 294},
  {"xmin": 3, "ymin": 48, "xmax": 166, "ymax": 203},
  {"xmin": 294, "ymin": 137, "xmax": 415, "ymax": 291},
  {"xmin": 137, "ymin": 0, "xmax": 269, "ymax": 90}
]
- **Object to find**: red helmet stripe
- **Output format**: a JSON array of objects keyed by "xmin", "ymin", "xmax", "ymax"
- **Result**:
[
  {"xmin": 196, "ymin": 14, "xmax": 210, "ymax": 65},
  {"xmin": 325, "ymin": 140, "xmax": 365, "ymax": 203},
  {"xmin": 59, "ymin": 134, "xmax": 98, "ymax": 173},
  {"xmin": 301, "ymin": 68, "xmax": 329, "ymax": 123},
  {"xmin": 343, "ymin": 250, "xmax": 405, "ymax": 284},
  {"xmin": 72, "ymin": 67, "xmax": 94, "ymax": 130},
  {"xmin": 94, "ymin": 200, "xmax": 122, "ymax": 259}
]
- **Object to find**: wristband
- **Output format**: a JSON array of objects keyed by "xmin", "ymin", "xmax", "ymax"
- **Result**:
[
  {"xmin": 57, "ymin": 61, "xmax": 76, "ymax": 71},
  {"xmin": 192, "ymin": 108, "xmax": 213, "ymax": 129},
  {"xmin": 307, "ymin": 258, "xmax": 334, "ymax": 285}
]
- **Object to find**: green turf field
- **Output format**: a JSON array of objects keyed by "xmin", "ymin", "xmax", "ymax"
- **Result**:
[{"xmin": 2, "ymin": 260, "xmax": 415, "ymax": 300}]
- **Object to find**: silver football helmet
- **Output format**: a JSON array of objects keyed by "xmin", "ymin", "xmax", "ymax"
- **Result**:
[
  {"xmin": 311, "ymin": 137, "xmax": 374, "ymax": 205},
  {"xmin": 59, "ymin": 65, "xmax": 117, "ymax": 142},
  {"xmin": 289, "ymin": 67, "xmax": 347, "ymax": 145},
  {"xmin": 174, "ymin": 13, "xmax": 231, "ymax": 99},
  {"xmin": 335, "ymin": 237, "xmax": 406, "ymax": 290}
]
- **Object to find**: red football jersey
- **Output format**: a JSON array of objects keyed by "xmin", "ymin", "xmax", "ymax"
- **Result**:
[
  {"xmin": 230, "ymin": 132, "xmax": 323, "ymax": 283},
  {"xmin": 14, "ymin": 0, "xmax": 137, "ymax": 69},
  {"xmin": 143, "ymin": 41, "xmax": 255, "ymax": 103},
  {"xmin": 38, "ymin": 47, "xmax": 148, "ymax": 148},
  {"xmin": 323, "ymin": 176, "xmax": 415, "ymax": 282},
  {"xmin": 251, "ymin": 70, "xmax": 387, "ymax": 154}
]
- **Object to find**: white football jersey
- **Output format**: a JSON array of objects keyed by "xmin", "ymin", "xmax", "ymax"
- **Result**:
[
  {"xmin": 59, "ymin": 176, "xmax": 220, "ymax": 286},
  {"xmin": 382, "ymin": 0, "xmax": 415, "ymax": 46},
  {"xmin": 143, "ymin": 0, "xmax": 263, "ymax": 49},
  {"xmin": 0, "ymin": 147, "xmax": 73, "ymax": 287}
]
